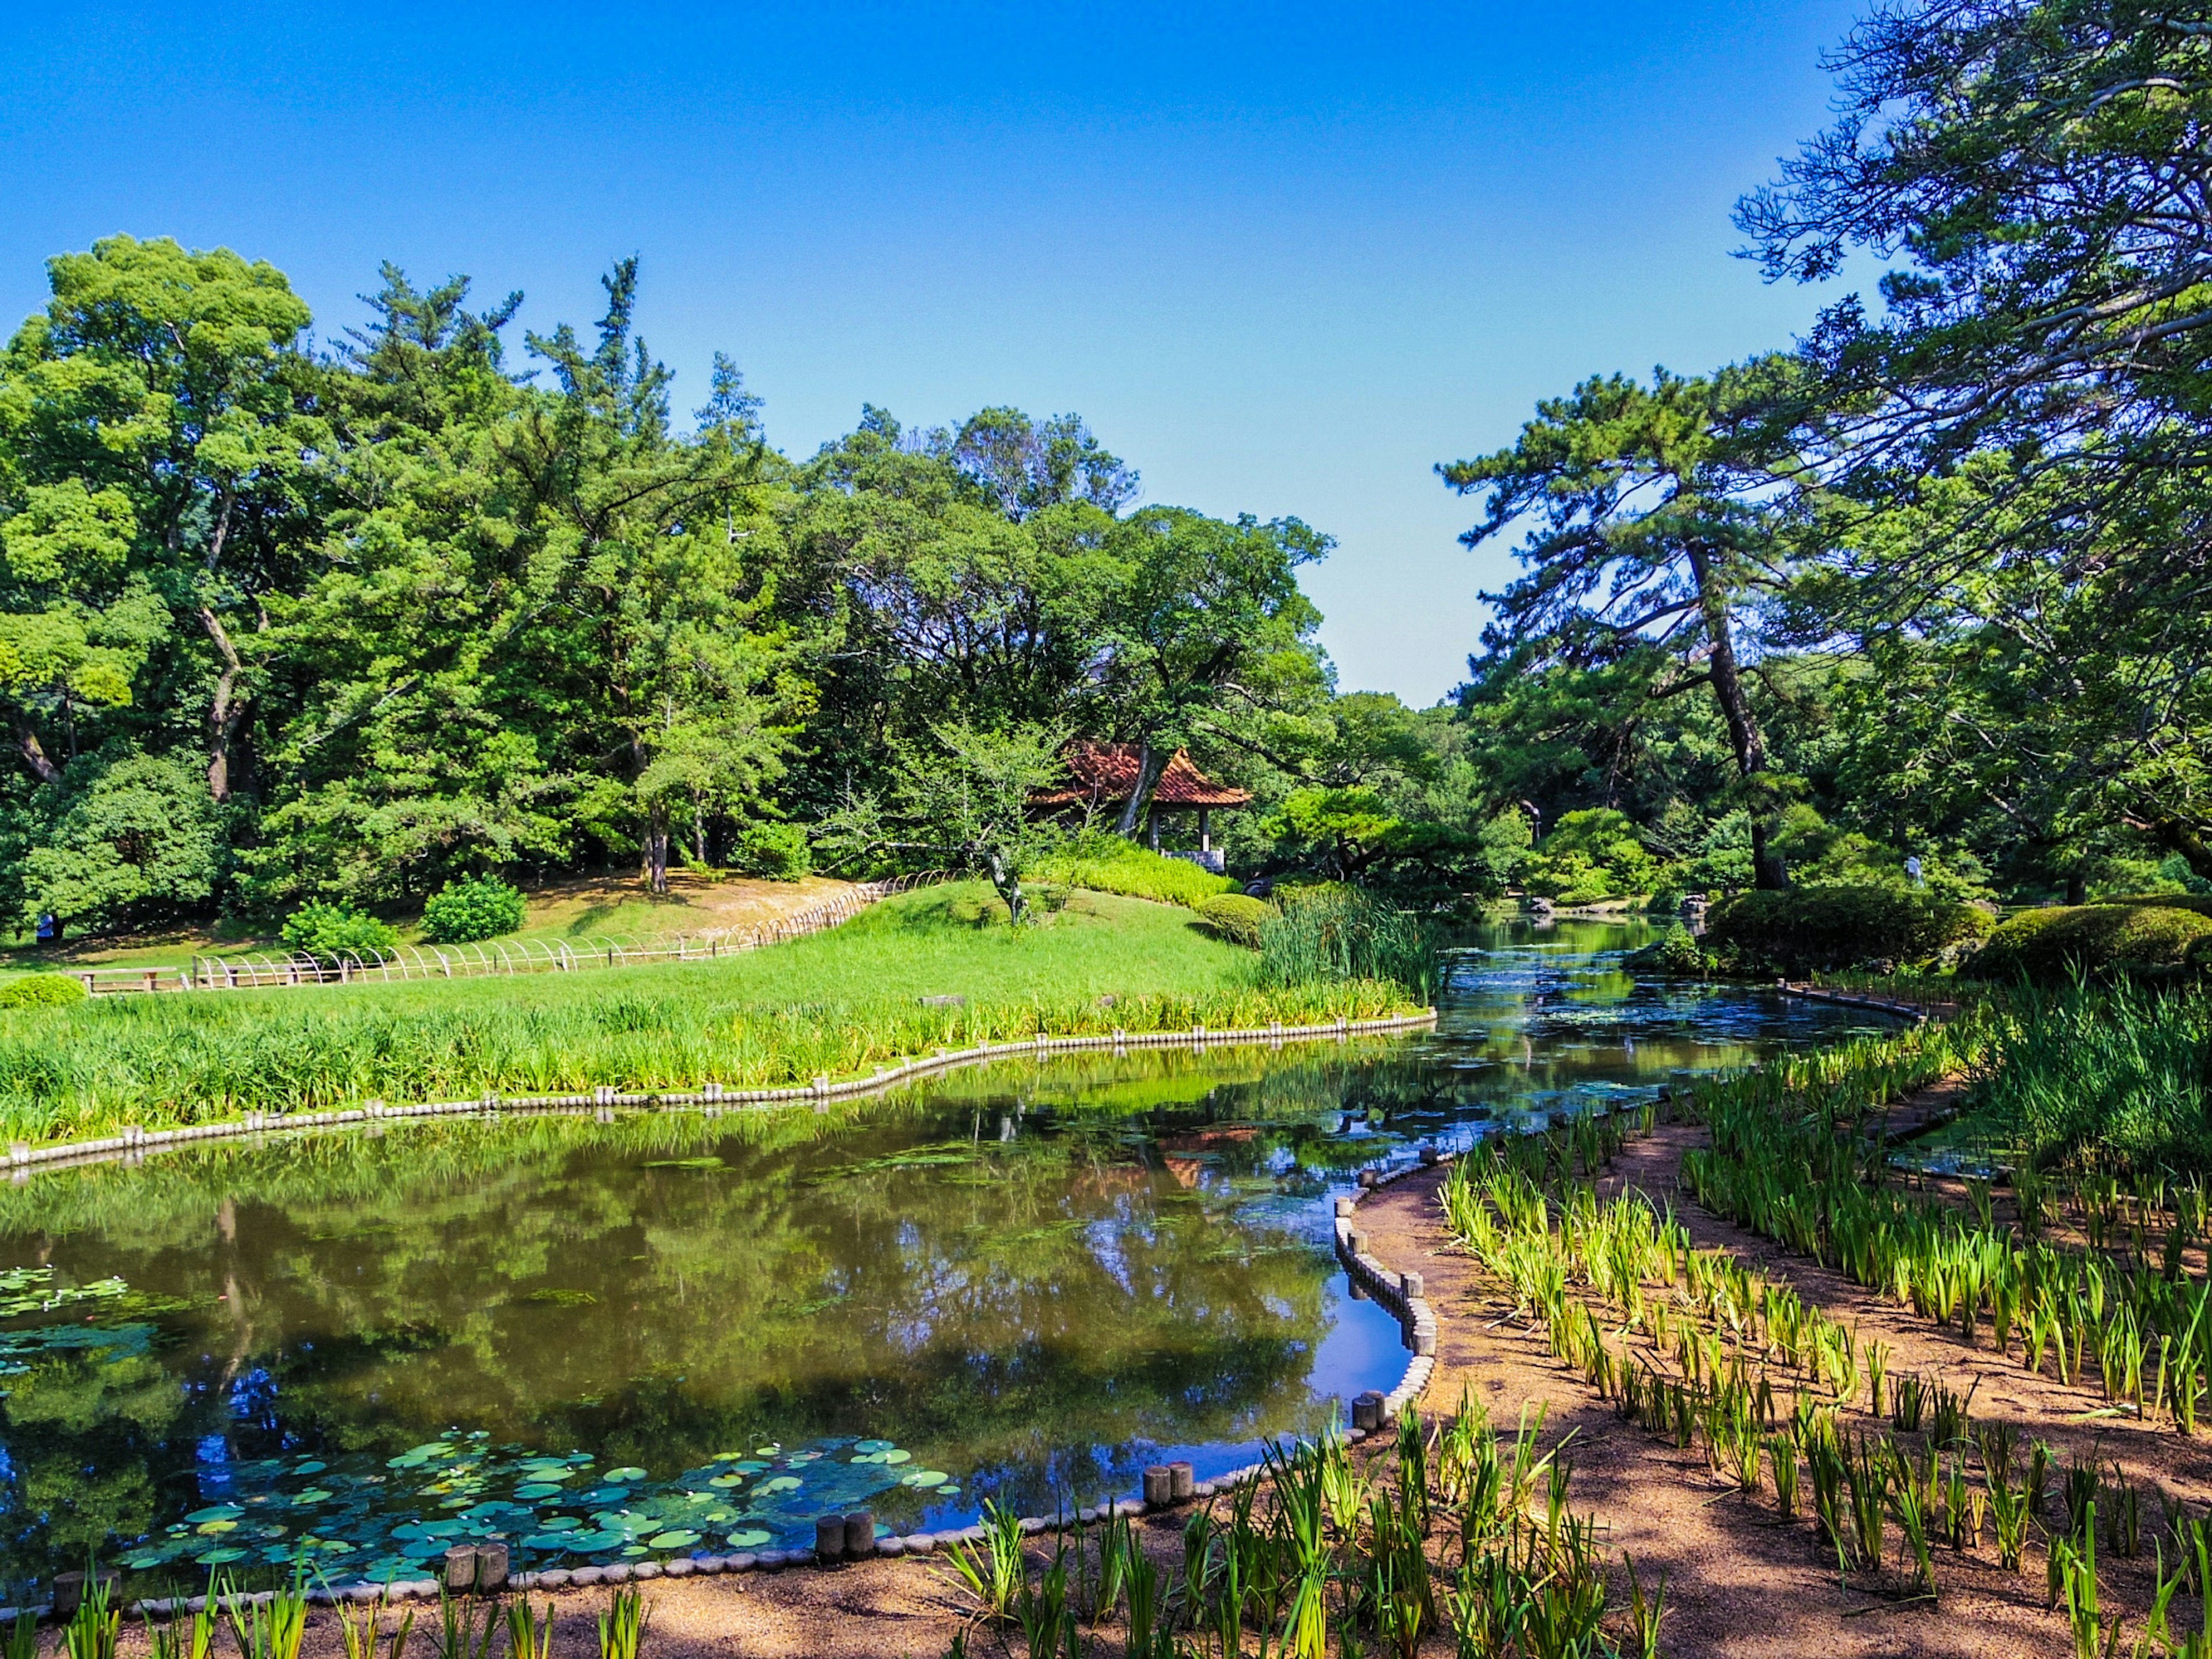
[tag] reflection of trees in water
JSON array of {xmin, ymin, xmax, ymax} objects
[{"xmin": 0, "ymin": 1084, "xmax": 1346, "ymax": 1571}]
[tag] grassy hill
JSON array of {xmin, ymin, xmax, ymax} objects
[{"xmin": 0, "ymin": 883, "xmax": 1419, "ymax": 1146}]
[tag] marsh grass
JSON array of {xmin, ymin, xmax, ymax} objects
[{"xmin": 0, "ymin": 885, "xmax": 1418, "ymax": 1145}]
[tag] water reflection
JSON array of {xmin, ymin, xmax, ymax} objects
[{"xmin": 0, "ymin": 917, "xmax": 1885, "ymax": 1592}]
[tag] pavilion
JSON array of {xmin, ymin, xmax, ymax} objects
[{"xmin": 1030, "ymin": 740, "xmax": 1251, "ymax": 872}]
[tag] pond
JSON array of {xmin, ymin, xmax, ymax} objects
[{"xmin": 0, "ymin": 919, "xmax": 1887, "ymax": 1598}]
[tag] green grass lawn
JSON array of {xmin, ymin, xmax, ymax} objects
[{"xmin": 0, "ymin": 884, "xmax": 1419, "ymax": 1144}]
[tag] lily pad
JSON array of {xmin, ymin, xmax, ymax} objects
[
  {"xmin": 724, "ymin": 1528, "xmax": 771, "ymax": 1549},
  {"xmin": 646, "ymin": 1530, "xmax": 700, "ymax": 1550},
  {"xmin": 605, "ymin": 1466, "xmax": 648, "ymax": 1482}
]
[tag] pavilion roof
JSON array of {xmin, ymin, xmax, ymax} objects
[{"xmin": 1030, "ymin": 741, "xmax": 1252, "ymax": 810}]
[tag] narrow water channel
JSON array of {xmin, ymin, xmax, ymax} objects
[{"xmin": 0, "ymin": 919, "xmax": 1884, "ymax": 1596}]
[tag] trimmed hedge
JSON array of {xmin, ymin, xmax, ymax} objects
[
  {"xmin": 0, "ymin": 975, "xmax": 88, "ymax": 1010},
  {"xmin": 1705, "ymin": 885, "xmax": 1990, "ymax": 975},
  {"xmin": 1196, "ymin": 893, "xmax": 1274, "ymax": 949},
  {"xmin": 1971, "ymin": 902, "xmax": 2212, "ymax": 982}
]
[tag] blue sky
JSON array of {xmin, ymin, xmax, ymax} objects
[{"xmin": 1, "ymin": 2, "xmax": 1865, "ymax": 706}]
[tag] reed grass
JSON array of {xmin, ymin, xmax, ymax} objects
[{"xmin": 0, "ymin": 884, "xmax": 1421, "ymax": 1146}]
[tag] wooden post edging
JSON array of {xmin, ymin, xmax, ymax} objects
[{"xmin": 1334, "ymin": 1157, "xmax": 1444, "ymax": 1425}]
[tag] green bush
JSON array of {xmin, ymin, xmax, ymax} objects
[
  {"xmin": 1972, "ymin": 902, "xmax": 2212, "ymax": 983},
  {"xmin": 281, "ymin": 901, "xmax": 400, "ymax": 963},
  {"xmin": 419, "ymin": 877, "xmax": 527, "ymax": 945},
  {"xmin": 1704, "ymin": 884, "xmax": 1990, "ymax": 975},
  {"xmin": 1622, "ymin": 924, "xmax": 1709, "ymax": 978},
  {"xmin": 1196, "ymin": 893, "xmax": 1274, "ymax": 949},
  {"xmin": 1033, "ymin": 834, "xmax": 1238, "ymax": 910},
  {"xmin": 730, "ymin": 821, "xmax": 810, "ymax": 881},
  {"xmin": 0, "ymin": 975, "xmax": 87, "ymax": 1010}
]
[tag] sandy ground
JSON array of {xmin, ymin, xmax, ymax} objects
[{"xmin": 75, "ymin": 1103, "xmax": 2212, "ymax": 1659}]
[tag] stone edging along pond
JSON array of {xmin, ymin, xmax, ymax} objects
[{"xmin": 9, "ymin": 1007, "xmax": 1443, "ymax": 1619}]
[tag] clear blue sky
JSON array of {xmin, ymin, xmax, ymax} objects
[{"xmin": 1, "ymin": 2, "xmax": 1863, "ymax": 706}]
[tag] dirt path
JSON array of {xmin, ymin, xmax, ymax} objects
[{"xmin": 1357, "ymin": 1116, "xmax": 2212, "ymax": 1657}]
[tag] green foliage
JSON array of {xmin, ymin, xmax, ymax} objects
[
  {"xmin": 1522, "ymin": 808, "xmax": 1662, "ymax": 903},
  {"xmin": 0, "ymin": 975, "xmax": 86, "ymax": 1009},
  {"xmin": 1196, "ymin": 893, "xmax": 1273, "ymax": 949},
  {"xmin": 1255, "ymin": 885, "xmax": 1443, "ymax": 1002},
  {"xmin": 1033, "ymin": 834, "xmax": 1237, "ymax": 909},
  {"xmin": 1974, "ymin": 983, "xmax": 2212, "ymax": 1175},
  {"xmin": 280, "ymin": 902, "xmax": 399, "ymax": 961},
  {"xmin": 726, "ymin": 820, "xmax": 809, "ymax": 881},
  {"xmin": 1620, "ymin": 925, "xmax": 1709, "ymax": 978},
  {"xmin": 15, "ymin": 752, "xmax": 225, "ymax": 933},
  {"xmin": 419, "ymin": 877, "xmax": 527, "ymax": 945},
  {"xmin": 0, "ymin": 884, "xmax": 1415, "ymax": 1143},
  {"xmin": 1973, "ymin": 903, "xmax": 2212, "ymax": 983},
  {"xmin": 1704, "ymin": 885, "xmax": 1990, "ymax": 974},
  {"xmin": 816, "ymin": 722, "xmax": 1069, "ymax": 922}
]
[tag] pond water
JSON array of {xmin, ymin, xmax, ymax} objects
[{"xmin": 0, "ymin": 919, "xmax": 1888, "ymax": 1597}]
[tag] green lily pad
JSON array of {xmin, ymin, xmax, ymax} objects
[
  {"xmin": 646, "ymin": 1530, "xmax": 700, "ymax": 1550},
  {"xmin": 759, "ymin": 1476, "xmax": 801, "ymax": 1495},
  {"xmin": 186, "ymin": 1505, "xmax": 243, "ymax": 1524},
  {"xmin": 516, "ymin": 1483, "xmax": 562, "ymax": 1500},
  {"xmin": 294, "ymin": 1489, "xmax": 334, "ymax": 1505},
  {"xmin": 194, "ymin": 1547, "xmax": 246, "ymax": 1564},
  {"xmin": 605, "ymin": 1466, "xmax": 648, "ymax": 1482},
  {"xmin": 854, "ymin": 1440, "xmax": 895, "ymax": 1454},
  {"xmin": 724, "ymin": 1529, "xmax": 770, "ymax": 1549}
]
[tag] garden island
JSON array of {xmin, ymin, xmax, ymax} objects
[{"xmin": 6, "ymin": 2, "xmax": 2212, "ymax": 1656}]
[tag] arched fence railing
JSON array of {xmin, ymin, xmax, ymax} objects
[{"xmin": 166, "ymin": 870, "xmax": 949, "ymax": 994}]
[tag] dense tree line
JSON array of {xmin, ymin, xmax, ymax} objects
[
  {"xmin": 0, "ymin": 239, "xmax": 1524, "ymax": 934},
  {"xmin": 1443, "ymin": 0, "xmax": 2212, "ymax": 910},
  {"xmin": 10, "ymin": 0, "xmax": 2208, "ymax": 937}
]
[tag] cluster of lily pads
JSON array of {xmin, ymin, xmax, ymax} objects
[{"xmin": 113, "ymin": 1431, "xmax": 963, "ymax": 1584}]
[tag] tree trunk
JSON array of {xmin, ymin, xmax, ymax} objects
[
  {"xmin": 1685, "ymin": 541, "xmax": 1786, "ymax": 889},
  {"xmin": 645, "ymin": 804, "xmax": 670, "ymax": 893},
  {"xmin": 200, "ymin": 604, "xmax": 248, "ymax": 804},
  {"xmin": 987, "ymin": 849, "xmax": 1026, "ymax": 923},
  {"xmin": 1113, "ymin": 737, "xmax": 1169, "ymax": 838},
  {"xmin": 14, "ymin": 726, "xmax": 59, "ymax": 786}
]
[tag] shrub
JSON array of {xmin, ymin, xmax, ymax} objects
[
  {"xmin": 0, "ymin": 975, "xmax": 87, "ymax": 1010},
  {"xmin": 1972, "ymin": 902, "xmax": 2212, "ymax": 983},
  {"xmin": 281, "ymin": 901, "xmax": 400, "ymax": 963},
  {"xmin": 1196, "ymin": 893, "xmax": 1274, "ymax": 949},
  {"xmin": 1622, "ymin": 924, "xmax": 1710, "ymax": 978},
  {"xmin": 1033, "ymin": 834, "xmax": 1238, "ymax": 910},
  {"xmin": 1704, "ymin": 885, "xmax": 1991, "ymax": 975},
  {"xmin": 729, "ymin": 821, "xmax": 810, "ymax": 881},
  {"xmin": 1256, "ymin": 885, "xmax": 1444, "ymax": 1001},
  {"xmin": 419, "ymin": 877, "xmax": 527, "ymax": 945}
]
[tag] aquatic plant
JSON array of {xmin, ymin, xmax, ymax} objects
[
  {"xmin": 596, "ymin": 1589, "xmax": 649, "ymax": 1659},
  {"xmin": 221, "ymin": 1575, "xmax": 306, "ymax": 1659},
  {"xmin": 62, "ymin": 1573, "xmax": 119, "ymax": 1659}
]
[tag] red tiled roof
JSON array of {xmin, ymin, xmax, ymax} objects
[{"xmin": 1031, "ymin": 741, "xmax": 1252, "ymax": 810}]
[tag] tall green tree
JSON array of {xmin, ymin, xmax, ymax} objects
[
  {"xmin": 1095, "ymin": 507, "xmax": 1330, "ymax": 834},
  {"xmin": 1443, "ymin": 364, "xmax": 1809, "ymax": 888}
]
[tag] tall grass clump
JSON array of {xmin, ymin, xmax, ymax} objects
[
  {"xmin": 1974, "ymin": 980, "xmax": 2212, "ymax": 1176},
  {"xmin": 1255, "ymin": 886, "xmax": 1445, "ymax": 1002}
]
